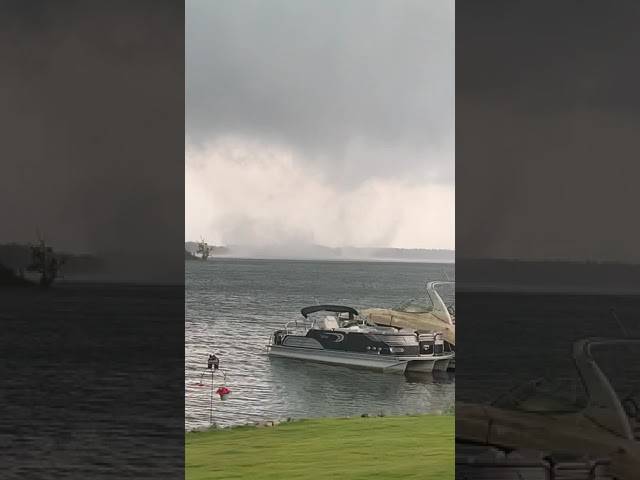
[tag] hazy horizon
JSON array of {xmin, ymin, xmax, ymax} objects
[
  {"xmin": 184, "ymin": 239, "xmax": 454, "ymax": 250},
  {"xmin": 184, "ymin": 240, "xmax": 454, "ymax": 264}
]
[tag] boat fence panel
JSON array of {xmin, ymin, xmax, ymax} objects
[{"xmin": 455, "ymin": 445, "xmax": 612, "ymax": 480}]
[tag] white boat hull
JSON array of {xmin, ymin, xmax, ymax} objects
[{"xmin": 267, "ymin": 345, "xmax": 453, "ymax": 374}]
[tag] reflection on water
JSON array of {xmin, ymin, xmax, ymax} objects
[{"xmin": 185, "ymin": 258, "xmax": 455, "ymax": 429}]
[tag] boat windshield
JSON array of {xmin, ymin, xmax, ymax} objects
[
  {"xmin": 492, "ymin": 341, "xmax": 640, "ymax": 424},
  {"xmin": 394, "ymin": 282, "xmax": 455, "ymax": 314},
  {"xmin": 592, "ymin": 344, "xmax": 640, "ymax": 436},
  {"xmin": 395, "ymin": 299, "xmax": 431, "ymax": 313},
  {"xmin": 491, "ymin": 377, "xmax": 588, "ymax": 413}
]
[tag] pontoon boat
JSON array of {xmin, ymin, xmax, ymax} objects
[{"xmin": 267, "ymin": 305, "xmax": 453, "ymax": 374}]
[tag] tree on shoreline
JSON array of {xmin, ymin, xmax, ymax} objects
[{"xmin": 196, "ymin": 236, "xmax": 213, "ymax": 260}]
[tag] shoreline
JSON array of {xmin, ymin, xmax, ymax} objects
[
  {"xmin": 186, "ymin": 255, "xmax": 455, "ymax": 265},
  {"xmin": 185, "ymin": 406, "xmax": 455, "ymax": 433}
]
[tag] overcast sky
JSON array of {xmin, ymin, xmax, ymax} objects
[
  {"xmin": 185, "ymin": 0, "xmax": 454, "ymax": 250},
  {"xmin": 456, "ymin": 2, "xmax": 640, "ymax": 263}
]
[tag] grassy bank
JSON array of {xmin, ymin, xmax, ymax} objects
[{"xmin": 186, "ymin": 414, "xmax": 454, "ymax": 480}]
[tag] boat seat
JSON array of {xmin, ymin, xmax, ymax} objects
[
  {"xmin": 323, "ymin": 316, "xmax": 340, "ymax": 330},
  {"xmin": 314, "ymin": 316, "xmax": 340, "ymax": 330},
  {"xmin": 335, "ymin": 325, "xmax": 362, "ymax": 332}
]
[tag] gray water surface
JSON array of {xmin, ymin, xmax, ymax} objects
[
  {"xmin": 185, "ymin": 258, "xmax": 455, "ymax": 429},
  {"xmin": 1, "ymin": 283, "xmax": 184, "ymax": 479}
]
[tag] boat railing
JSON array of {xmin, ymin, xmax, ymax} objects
[{"xmin": 284, "ymin": 319, "xmax": 309, "ymax": 335}]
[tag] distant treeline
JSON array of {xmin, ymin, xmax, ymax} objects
[
  {"xmin": 61, "ymin": 253, "xmax": 108, "ymax": 274},
  {"xmin": 184, "ymin": 242, "xmax": 230, "ymax": 256},
  {"xmin": 0, "ymin": 263, "xmax": 31, "ymax": 286},
  {"xmin": 366, "ymin": 248, "xmax": 454, "ymax": 261},
  {"xmin": 185, "ymin": 250, "xmax": 200, "ymax": 260},
  {"xmin": 457, "ymin": 258, "xmax": 640, "ymax": 291},
  {"xmin": 184, "ymin": 241, "xmax": 454, "ymax": 261},
  {"xmin": 0, "ymin": 244, "xmax": 107, "ymax": 283}
]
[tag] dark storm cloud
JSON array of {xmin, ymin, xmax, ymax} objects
[
  {"xmin": 0, "ymin": 0, "xmax": 184, "ymax": 282},
  {"xmin": 186, "ymin": 0, "xmax": 454, "ymax": 185},
  {"xmin": 458, "ymin": 2, "xmax": 640, "ymax": 112},
  {"xmin": 456, "ymin": 1, "xmax": 640, "ymax": 262}
]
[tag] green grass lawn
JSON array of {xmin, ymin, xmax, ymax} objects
[{"xmin": 186, "ymin": 415, "xmax": 454, "ymax": 480}]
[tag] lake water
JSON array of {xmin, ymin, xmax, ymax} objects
[
  {"xmin": 455, "ymin": 291, "xmax": 640, "ymax": 405},
  {"xmin": 185, "ymin": 258, "xmax": 455, "ymax": 430},
  {"xmin": 0, "ymin": 283, "xmax": 184, "ymax": 479}
]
